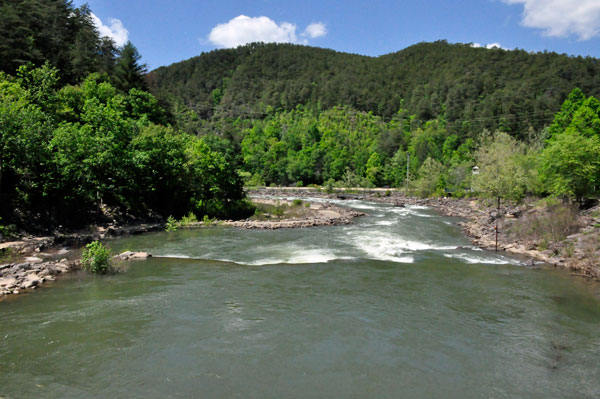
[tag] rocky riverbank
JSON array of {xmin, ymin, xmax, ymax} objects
[
  {"xmin": 0, "ymin": 257, "xmax": 79, "ymax": 298},
  {"xmin": 0, "ymin": 223, "xmax": 163, "ymax": 299},
  {"xmin": 251, "ymin": 188, "xmax": 600, "ymax": 281},
  {"xmin": 368, "ymin": 193, "xmax": 600, "ymax": 281},
  {"xmin": 2, "ymin": 188, "xmax": 598, "ymax": 299},
  {"xmin": 198, "ymin": 197, "xmax": 364, "ymax": 229}
]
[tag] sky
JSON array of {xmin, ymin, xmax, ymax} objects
[{"xmin": 73, "ymin": 0, "xmax": 600, "ymax": 70}]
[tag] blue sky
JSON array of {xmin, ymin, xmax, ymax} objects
[{"xmin": 74, "ymin": 0, "xmax": 600, "ymax": 70}]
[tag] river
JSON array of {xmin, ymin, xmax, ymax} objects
[{"xmin": 1, "ymin": 199, "xmax": 599, "ymax": 398}]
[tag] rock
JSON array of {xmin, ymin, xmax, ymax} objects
[
  {"xmin": 115, "ymin": 251, "xmax": 151, "ymax": 260},
  {"xmin": 0, "ymin": 277, "xmax": 17, "ymax": 288},
  {"xmin": 24, "ymin": 256, "xmax": 43, "ymax": 263}
]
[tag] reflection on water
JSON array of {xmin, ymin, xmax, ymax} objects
[{"xmin": 1, "ymin": 199, "xmax": 599, "ymax": 398}]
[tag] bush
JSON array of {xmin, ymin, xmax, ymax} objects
[
  {"xmin": 292, "ymin": 199, "xmax": 303, "ymax": 206},
  {"xmin": 506, "ymin": 202, "xmax": 580, "ymax": 249},
  {"xmin": 82, "ymin": 241, "xmax": 111, "ymax": 274},
  {"xmin": 0, "ymin": 218, "xmax": 18, "ymax": 239},
  {"xmin": 180, "ymin": 212, "xmax": 198, "ymax": 226},
  {"xmin": 165, "ymin": 215, "xmax": 179, "ymax": 231}
]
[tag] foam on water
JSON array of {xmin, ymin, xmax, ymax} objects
[
  {"xmin": 245, "ymin": 248, "xmax": 342, "ymax": 266},
  {"xmin": 343, "ymin": 201, "xmax": 381, "ymax": 211},
  {"xmin": 407, "ymin": 205, "xmax": 430, "ymax": 210},
  {"xmin": 443, "ymin": 252, "xmax": 522, "ymax": 265}
]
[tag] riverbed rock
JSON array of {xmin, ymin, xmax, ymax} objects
[
  {"xmin": 115, "ymin": 251, "xmax": 152, "ymax": 260},
  {"xmin": 0, "ymin": 259, "xmax": 79, "ymax": 299}
]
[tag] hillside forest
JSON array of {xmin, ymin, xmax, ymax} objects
[{"xmin": 1, "ymin": 0, "xmax": 600, "ymax": 232}]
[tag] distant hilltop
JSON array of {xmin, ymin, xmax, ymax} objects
[{"xmin": 148, "ymin": 40, "xmax": 600, "ymax": 137}]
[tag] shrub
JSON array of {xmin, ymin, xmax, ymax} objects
[
  {"xmin": 0, "ymin": 219, "xmax": 18, "ymax": 239},
  {"xmin": 292, "ymin": 199, "xmax": 303, "ymax": 206},
  {"xmin": 180, "ymin": 212, "xmax": 198, "ymax": 226},
  {"xmin": 165, "ymin": 215, "xmax": 179, "ymax": 231},
  {"xmin": 272, "ymin": 205, "xmax": 285, "ymax": 217},
  {"xmin": 506, "ymin": 202, "xmax": 580, "ymax": 250},
  {"xmin": 82, "ymin": 241, "xmax": 111, "ymax": 274}
]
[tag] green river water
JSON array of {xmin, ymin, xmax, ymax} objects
[{"xmin": 1, "ymin": 198, "xmax": 599, "ymax": 398}]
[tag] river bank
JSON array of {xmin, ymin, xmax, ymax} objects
[
  {"xmin": 0, "ymin": 199, "xmax": 364, "ymax": 299},
  {"xmin": 0, "ymin": 223, "xmax": 163, "ymax": 299},
  {"xmin": 249, "ymin": 188, "xmax": 600, "ymax": 281},
  {"xmin": 2, "ymin": 188, "xmax": 598, "ymax": 299},
  {"xmin": 221, "ymin": 197, "xmax": 365, "ymax": 229}
]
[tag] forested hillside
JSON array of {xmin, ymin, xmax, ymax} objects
[
  {"xmin": 0, "ymin": 0, "xmax": 251, "ymax": 232},
  {"xmin": 148, "ymin": 42, "xmax": 600, "ymax": 198},
  {"xmin": 149, "ymin": 41, "xmax": 600, "ymax": 138}
]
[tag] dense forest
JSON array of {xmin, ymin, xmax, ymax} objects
[
  {"xmin": 149, "ymin": 41, "xmax": 600, "ymax": 138},
  {"xmin": 149, "ymin": 42, "xmax": 600, "ymax": 200},
  {"xmin": 1, "ymin": 0, "xmax": 599, "ymax": 234},
  {"xmin": 0, "ymin": 0, "xmax": 250, "ymax": 231}
]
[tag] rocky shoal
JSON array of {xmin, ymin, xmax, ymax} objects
[{"xmin": 0, "ymin": 258, "xmax": 79, "ymax": 298}]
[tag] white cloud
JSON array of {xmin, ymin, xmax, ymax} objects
[
  {"xmin": 207, "ymin": 16, "xmax": 327, "ymax": 48},
  {"xmin": 208, "ymin": 15, "xmax": 297, "ymax": 48},
  {"xmin": 503, "ymin": 0, "xmax": 600, "ymax": 40},
  {"xmin": 471, "ymin": 42, "xmax": 506, "ymax": 49},
  {"xmin": 91, "ymin": 13, "xmax": 129, "ymax": 47},
  {"xmin": 303, "ymin": 22, "xmax": 327, "ymax": 39}
]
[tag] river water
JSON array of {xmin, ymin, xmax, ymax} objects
[{"xmin": 1, "ymin": 199, "xmax": 599, "ymax": 398}]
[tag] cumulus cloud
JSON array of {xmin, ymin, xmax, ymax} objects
[
  {"xmin": 303, "ymin": 22, "xmax": 327, "ymax": 38},
  {"xmin": 503, "ymin": 0, "xmax": 600, "ymax": 40},
  {"xmin": 207, "ymin": 16, "xmax": 327, "ymax": 48},
  {"xmin": 471, "ymin": 42, "xmax": 506, "ymax": 49},
  {"xmin": 91, "ymin": 13, "xmax": 128, "ymax": 46},
  {"xmin": 208, "ymin": 15, "xmax": 297, "ymax": 48}
]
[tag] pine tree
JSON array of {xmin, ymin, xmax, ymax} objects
[{"xmin": 113, "ymin": 41, "xmax": 147, "ymax": 93}]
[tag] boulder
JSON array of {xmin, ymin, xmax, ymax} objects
[{"xmin": 115, "ymin": 251, "xmax": 151, "ymax": 260}]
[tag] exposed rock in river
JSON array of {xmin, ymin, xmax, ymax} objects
[{"xmin": 0, "ymin": 259, "xmax": 79, "ymax": 298}]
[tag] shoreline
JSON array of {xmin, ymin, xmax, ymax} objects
[
  {"xmin": 0, "ymin": 223, "xmax": 163, "ymax": 300},
  {"xmin": 249, "ymin": 188, "xmax": 599, "ymax": 281},
  {"xmin": 0, "ymin": 199, "xmax": 364, "ymax": 299},
  {"xmin": 2, "ymin": 188, "xmax": 599, "ymax": 299}
]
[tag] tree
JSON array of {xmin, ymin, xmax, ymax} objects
[
  {"xmin": 539, "ymin": 131, "xmax": 600, "ymax": 202},
  {"xmin": 113, "ymin": 41, "xmax": 148, "ymax": 93},
  {"xmin": 414, "ymin": 157, "xmax": 445, "ymax": 197},
  {"xmin": 472, "ymin": 131, "xmax": 533, "ymax": 201}
]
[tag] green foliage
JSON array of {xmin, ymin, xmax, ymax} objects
[
  {"xmin": 180, "ymin": 212, "xmax": 198, "ymax": 226},
  {"xmin": 414, "ymin": 157, "xmax": 445, "ymax": 197},
  {"xmin": 150, "ymin": 41, "xmax": 600, "ymax": 139},
  {"xmin": 165, "ymin": 216, "xmax": 179, "ymax": 232},
  {"xmin": 113, "ymin": 42, "xmax": 148, "ymax": 93},
  {"xmin": 472, "ymin": 131, "xmax": 537, "ymax": 201},
  {"xmin": 81, "ymin": 241, "xmax": 111, "ymax": 274},
  {"xmin": 292, "ymin": 199, "xmax": 304, "ymax": 206},
  {"xmin": 539, "ymin": 88, "xmax": 600, "ymax": 202},
  {"xmin": 0, "ymin": 222, "xmax": 18, "ymax": 239},
  {"xmin": 539, "ymin": 131, "xmax": 600, "ymax": 202},
  {"xmin": 0, "ymin": 65, "xmax": 249, "ymax": 228}
]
